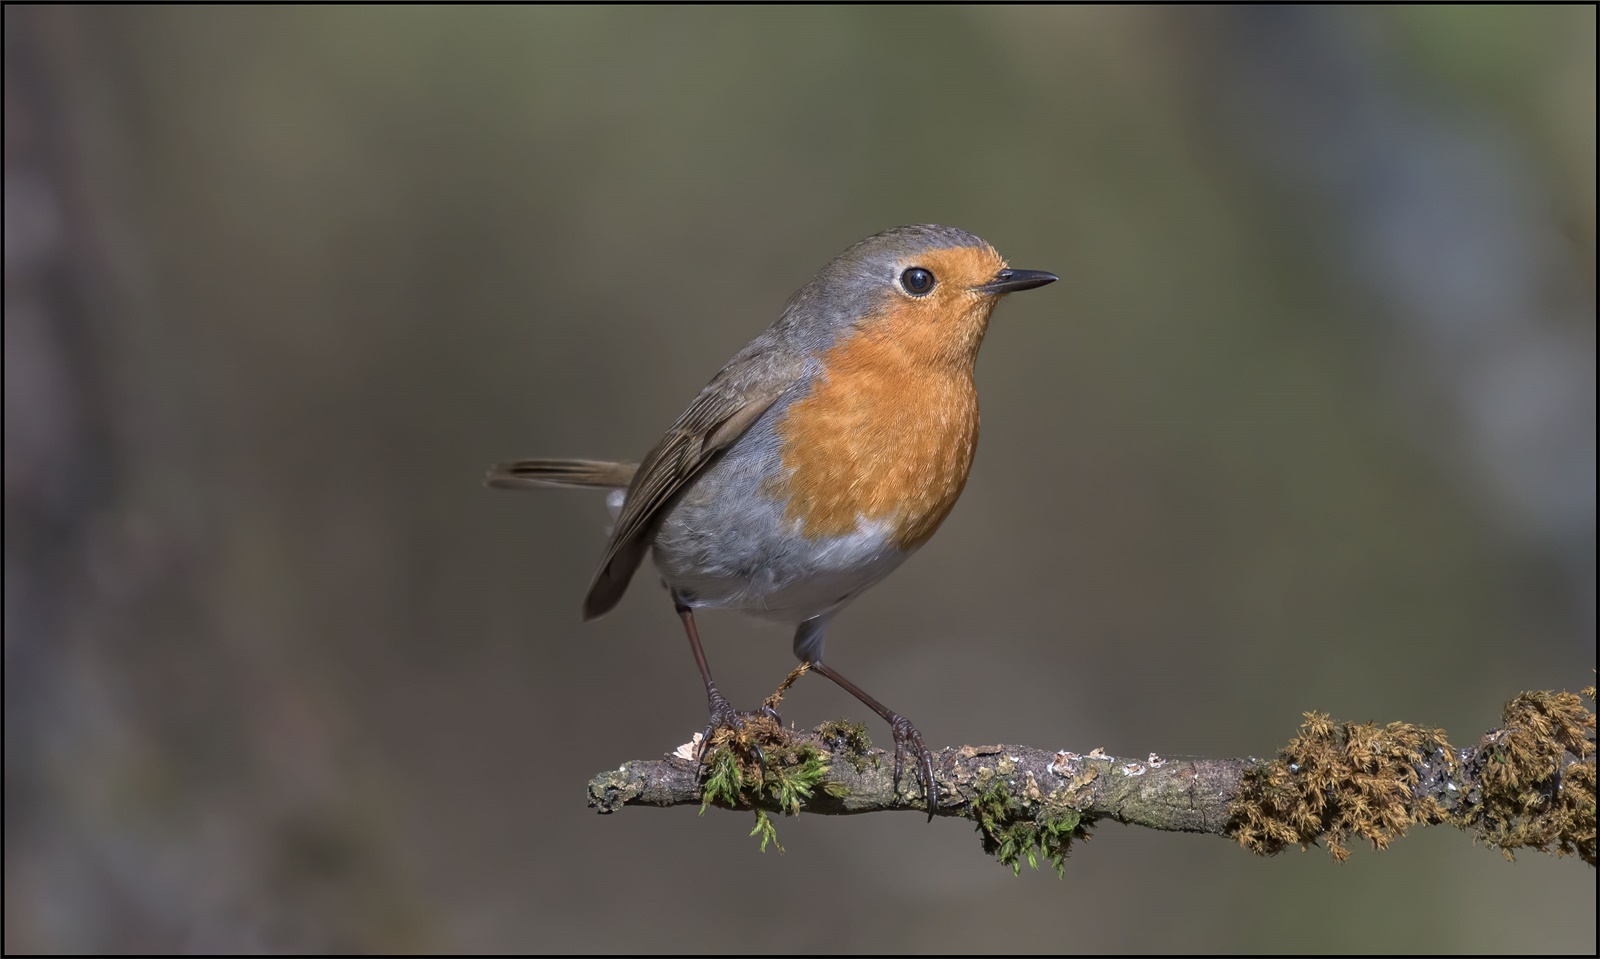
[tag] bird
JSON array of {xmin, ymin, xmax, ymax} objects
[{"xmin": 487, "ymin": 224, "xmax": 1057, "ymax": 818}]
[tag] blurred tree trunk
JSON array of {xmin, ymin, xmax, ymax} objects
[{"xmin": 3, "ymin": 8, "xmax": 421, "ymax": 952}]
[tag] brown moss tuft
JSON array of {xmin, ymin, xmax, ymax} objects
[
  {"xmin": 702, "ymin": 663, "xmax": 814, "ymax": 782},
  {"xmin": 1462, "ymin": 687, "xmax": 1596, "ymax": 863},
  {"xmin": 1228, "ymin": 712, "xmax": 1454, "ymax": 861},
  {"xmin": 1232, "ymin": 686, "xmax": 1596, "ymax": 865},
  {"xmin": 762, "ymin": 663, "xmax": 810, "ymax": 715}
]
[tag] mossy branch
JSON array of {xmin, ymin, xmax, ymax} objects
[{"xmin": 587, "ymin": 681, "xmax": 1596, "ymax": 872}]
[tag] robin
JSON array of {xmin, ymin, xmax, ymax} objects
[{"xmin": 488, "ymin": 224, "xmax": 1056, "ymax": 817}]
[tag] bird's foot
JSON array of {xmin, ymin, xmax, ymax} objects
[
  {"xmin": 889, "ymin": 714, "xmax": 938, "ymax": 820},
  {"xmin": 698, "ymin": 690, "xmax": 770, "ymax": 773}
]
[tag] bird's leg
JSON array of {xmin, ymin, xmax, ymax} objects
[
  {"xmin": 807, "ymin": 660, "xmax": 938, "ymax": 820},
  {"xmin": 674, "ymin": 596, "xmax": 764, "ymax": 770}
]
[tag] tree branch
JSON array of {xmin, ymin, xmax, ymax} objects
[{"xmin": 588, "ymin": 684, "xmax": 1595, "ymax": 870}]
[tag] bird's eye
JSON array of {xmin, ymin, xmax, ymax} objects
[{"xmin": 901, "ymin": 267, "xmax": 936, "ymax": 296}]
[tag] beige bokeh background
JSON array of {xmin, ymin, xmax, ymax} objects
[{"xmin": 5, "ymin": 6, "xmax": 1594, "ymax": 953}]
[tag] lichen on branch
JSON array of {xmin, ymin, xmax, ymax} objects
[{"xmin": 586, "ymin": 681, "xmax": 1596, "ymax": 872}]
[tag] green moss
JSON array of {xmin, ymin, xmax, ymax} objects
[
  {"xmin": 750, "ymin": 808, "xmax": 781, "ymax": 853},
  {"xmin": 765, "ymin": 740, "xmax": 829, "ymax": 816},
  {"xmin": 697, "ymin": 719, "xmax": 845, "ymax": 852},
  {"xmin": 699, "ymin": 749, "xmax": 746, "ymax": 815},
  {"xmin": 970, "ymin": 777, "xmax": 1089, "ymax": 877},
  {"xmin": 818, "ymin": 719, "xmax": 876, "ymax": 771}
]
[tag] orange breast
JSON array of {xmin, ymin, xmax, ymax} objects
[{"xmin": 770, "ymin": 317, "xmax": 982, "ymax": 550}]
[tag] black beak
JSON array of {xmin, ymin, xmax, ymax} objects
[{"xmin": 976, "ymin": 268, "xmax": 1059, "ymax": 295}]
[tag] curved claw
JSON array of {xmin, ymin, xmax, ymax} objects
[
  {"xmin": 889, "ymin": 715, "xmax": 937, "ymax": 820},
  {"xmin": 698, "ymin": 691, "xmax": 767, "ymax": 773}
]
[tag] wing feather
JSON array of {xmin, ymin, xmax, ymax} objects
[{"xmin": 581, "ymin": 350, "xmax": 800, "ymax": 619}]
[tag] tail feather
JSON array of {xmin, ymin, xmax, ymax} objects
[{"xmin": 485, "ymin": 458, "xmax": 637, "ymax": 491}]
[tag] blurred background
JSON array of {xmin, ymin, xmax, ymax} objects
[{"xmin": 5, "ymin": 5, "xmax": 1594, "ymax": 953}]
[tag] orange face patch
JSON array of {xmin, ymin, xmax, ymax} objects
[
  {"xmin": 769, "ymin": 243, "xmax": 1008, "ymax": 548},
  {"xmin": 875, "ymin": 244, "xmax": 1009, "ymax": 366}
]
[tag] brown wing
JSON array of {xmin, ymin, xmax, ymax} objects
[{"xmin": 581, "ymin": 355, "xmax": 797, "ymax": 620}]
